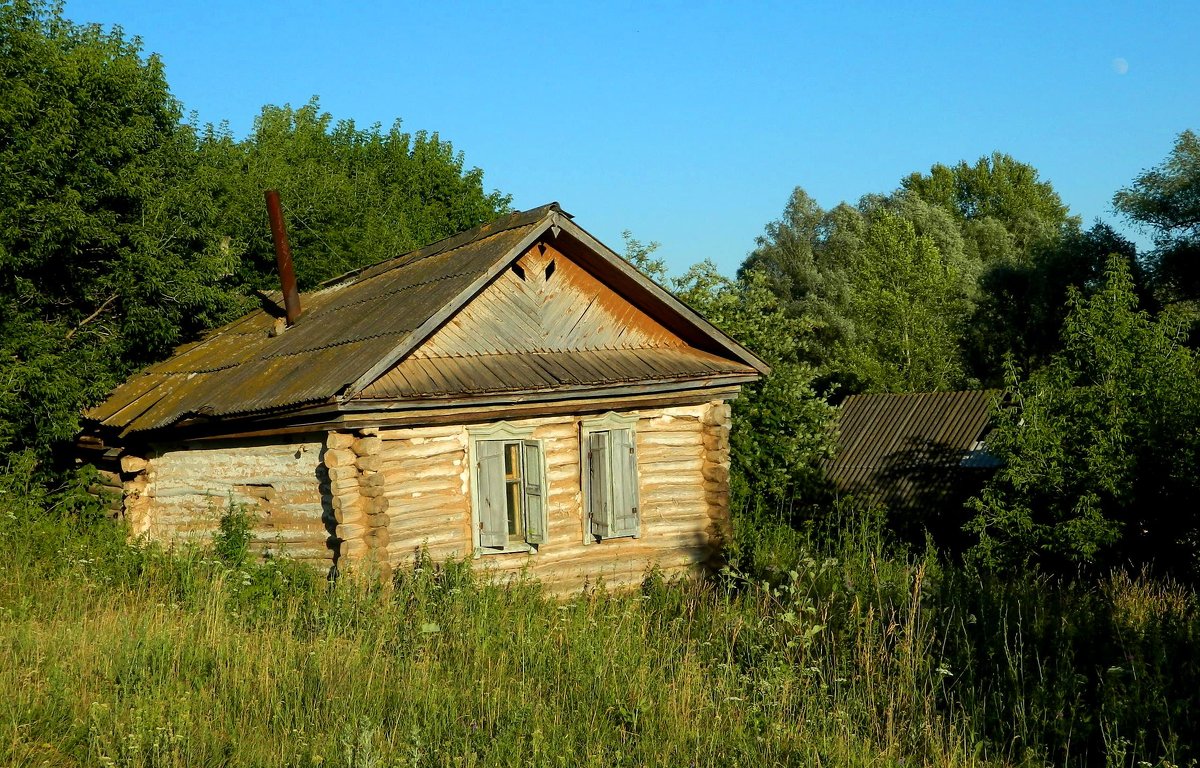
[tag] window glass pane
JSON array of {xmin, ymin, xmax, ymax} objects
[
  {"xmin": 506, "ymin": 481, "xmax": 523, "ymax": 536},
  {"xmin": 504, "ymin": 442, "xmax": 520, "ymax": 479}
]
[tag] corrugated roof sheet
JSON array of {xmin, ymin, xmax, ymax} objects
[
  {"xmin": 88, "ymin": 206, "xmax": 556, "ymax": 433},
  {"xmin": 825, "ymin": 390, "xmax": 1001, "ymax": 510}
]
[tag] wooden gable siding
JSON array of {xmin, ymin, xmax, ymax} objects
[
  {"xmin": 369, "ymin": 402, "xmax": 732, "ymax": 593},
  {"xmin": 359, "ymin": 241, "xmax": 755, "ymax": 400},
  {"xmin": 412, "ymin": 241, "xmax": 684, "ymax": 357}
]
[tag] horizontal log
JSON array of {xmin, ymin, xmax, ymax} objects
[
  {"xmin": 120, "ymin": 455, "xmax": 148, "ymax": 474},
  {"xmin": 390, "ymin": 541, "xmax": 464, "ymax": 565},
  {"xmin": 702, "ymin": 464, "xmax": 729, "ymax": 483},
  {"xmin": 366, "ymin": 527, "xmax": 390, "ymax": 548},
  {"xmin": 336, "ymin": 523, "xmax": 368, "ymax": 540},
  {"xmin": 352, "ymin": 436, "xmax": 381, "ymax": 456},
  {"xmin": 636, "ymin": 450, "xmax": 703, "ymax": 468},
  {"xmin": 388, "ymin": 529, "xmax": 465, "ymax": 554},
  {"xmin": 637, "ymin": 432, "xmax": 702, "ymax": 448},
  {"xmin": 386, "ymin": 491, "xmax": 470, "ymax": 513},
  {"xmin": 638, "ymin": 458, "xmax": 704, "ymax": 474},
  {"xmin": 339, "ymin": 538, "xmax": 371, "ymax": 558},
  {"xmin": 326, "ymin": 432, "xmax": 355, "ymax": 450},
  {"xmin": 378, "ymin": 424, "xmax": 464, "ymax": 439},
  {"xmin": 358, "ymin": 473, "xmax": 385, "ymax": 490},
  {"xmin": 641, "ymin": 502, "xmax": 708, "ymax": 520},
  {"xmin": 324, "ymin": 448, "xmax": 357, "ymax": 468},
  {"xmin": 370, "ymin": 496, "xmax": 390, "ymax": 514},
  {"xmin": 355, "ymin": 454, "xmax": 383, "ymax": 472},
  {"xmin": 334, "ymin": 506, "xmax": 366, "ymax": 525},
  {"xmin": 249, "ymin": 530, "xmax": 331, "ymax": 547},
  {"xmin": 330, "ymin": 495, "xmax": 362, "ymax": 513},
  {"xmin": 382, "ymin": 477, "xmax": 462, "ymax": 498},
  {"xmin": 389, "ymin": 514, "xmax": 469, "ymax": 537},
  {"xmin": 94, "ymin": 470, "xmax": 123, "ymax": 487},
  {"xmin": 326, "ymin": 465, "xmax": 357, "ymax": 481},
  {"xmin": 703, "ymin": 405, "xmax": 731, "ymax": 426},
  {"xmin": 639, "ymin": 474, "xmax": 705, "ymax": 489}
]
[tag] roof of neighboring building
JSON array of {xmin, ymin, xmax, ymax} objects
[
  {"xmin": 826, "ymin": 390, "xmax": 1001, "ymax": 509},
  {"xmin": 87, "ymin": 203, "xmax": 766, "ymax": 435}
]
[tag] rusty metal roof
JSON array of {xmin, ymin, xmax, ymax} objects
[
  {"xmin": 86, "ymin": 203, "xmax": 764, "ymax": 435},
  {"xmin": 825, "ymin": 390, "xmax": 1001, "ymax": 510}
]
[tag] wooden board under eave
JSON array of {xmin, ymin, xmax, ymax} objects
[{"xmin": 372, "ymin": 402, "xmax": 733, "ymax": 590}]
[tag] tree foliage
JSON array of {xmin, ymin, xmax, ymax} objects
[
  {"xmin": 968, "ymin": 258, "xmax": 1200, "ymax": 575},
  {"xmin": 0, "ymin": 0, "xmax": 245, "ymax": 457},
  {"xmin": 197, "ymin": 100, "xmax": 511, "ymax": 290},
  {"xmin": 833, "ymin": 207, "xmax": 971, "ymax": 392},
  {"xmin": 0, "ymin": 1, "xmax": 509, "ymax": 465},
  {"xmin": 1114, "ymin": 129, "xmax": 1200, "ymax": 306},
  {"xmin": 902, "ymin": 152, "xmax": 1080, "ymax": 260},
  {"xmin": 965, "ymin": 223, "xmax": 1152, "ymax": 378},
  {"xmin": 672, "ymin": 262, "xmax": 836, "ymax": 514},
  {"xmin": 741, "ymin": 187, "xmax": 974, "ymax": 394}
]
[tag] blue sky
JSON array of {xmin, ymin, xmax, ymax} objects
[{"xmin": 65, "ymin": 1, "xmax": 1200, "ymax": 275}]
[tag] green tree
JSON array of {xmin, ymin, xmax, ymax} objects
[
  {"xmin": 672, "ymin": 263, "xmax": 836, "ymax": 514},
  {"xmin": 1114, "ymin": 129, "xmax": 1200, "ymax": 306},
  {"xmin": 198, "ymin": 99, "xmax": 511, "ymax": 290},
  {"xmin": 965, "ymin": 223, "xmax": 1151, "ymax": 381},
  {"xmin": 0, "ymin": 0, "xmax": 245, "ymax": 458},
  {"xmin": 834, "ymin": 208, "xmax": 971, "ymax": 392},
  {"xmin": 0, "ymin": 3, "xmax": 510, "ymax": 466},
  {"xmin": 742, "ymin": 187, "xmax": 976, "ymax": 394},
  {"xmin": 967, "ymin": 257, "xmax": 1200, "ymax": 575},
  {"xmin": 902, "ymin": 152, "xmax": 1080, "ymax": 260}
]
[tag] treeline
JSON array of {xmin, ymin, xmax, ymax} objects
[
  {"xmin": 0, "ymin": 1, "xmax": 510, "ymax": 461},
  {"xmin": 724, "ymin": 140, "xmax": 1200, "ymax": 577},
  {"xmin": 3, "ymin": 0, "xmax": 1200, "ymax": 580}
]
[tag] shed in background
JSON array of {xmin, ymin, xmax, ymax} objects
[{"xmin": 825, "ymin": 390, "xmax": 1001, "ymax": 544}]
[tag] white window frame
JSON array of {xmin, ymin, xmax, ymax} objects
[
  {"xmin": 579, "ymin": 411, "xmax": 641, "ymax": 544},
  {"xmin": 467, "ymin": 421, "xmax": 547, "ymax": 556}
]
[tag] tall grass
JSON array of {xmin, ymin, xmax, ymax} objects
[{"xmin": 0, "ymin": 486, "xmax": 1196, "ymax": 766}]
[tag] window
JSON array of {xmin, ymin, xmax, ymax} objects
[
  {"xmin": 581, "ymin": 414, "xmax": 640, "ymax": 541},
  {"xmin": 471, "ymin": 425, "xmax": 546, "ymax": 552}
]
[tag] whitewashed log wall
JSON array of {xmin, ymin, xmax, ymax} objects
[{"xmin": 123, "ymin": 436, "xmax": 334, "ymax": 567}]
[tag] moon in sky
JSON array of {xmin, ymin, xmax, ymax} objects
[{"xmin": 1113, "ymin": 58, "xmax": 1129, "ymax": 75}]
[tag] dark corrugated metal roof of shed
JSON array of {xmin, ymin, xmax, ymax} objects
[
  {"xmin": 826, "ymin": 390, "xmax": 1000, "ymax": 509},
  {"xmin": 87, "ymin": 206, "xmax": 557, "ymax": 433}
]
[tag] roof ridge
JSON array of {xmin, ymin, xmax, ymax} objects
[{"xmin": 316, "ymin": 203, "xmax": 563, "ymax": 290}]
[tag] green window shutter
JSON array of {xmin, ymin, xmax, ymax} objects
[
  {"xmin": 476, "ymin": 440, "xmax": 507, "ymax": 549},
  {"xmin": 610, "ymin": 428, "xmax": 640, "ymax": 538},
  {"xmin": 522, "ymin": 440, "xmax": 546, "ymax": 545},
  {"xmin": 587, "ymin": 431, "xmax": 611, "ymax": 539}
]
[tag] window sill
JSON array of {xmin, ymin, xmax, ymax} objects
[
  {"xmin": 474, "ymin": 544, "xmax": 537, "ymax": 557},
  {"xmin": 588, "ymin": 533, "xmax": 641, "ymax": 544}
]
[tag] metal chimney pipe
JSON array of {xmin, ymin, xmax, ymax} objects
[{"xmin": 264, "ymin": 189, "xmax": 302, "ymax": 326}]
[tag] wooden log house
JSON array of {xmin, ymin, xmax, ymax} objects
[{"xmin": 78, "ymin": 204, "xmax": 767, "ymax": 591}]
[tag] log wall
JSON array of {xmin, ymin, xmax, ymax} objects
[
  {"xmin": 375, "ymin": 400, "xmax": 732, "ymax": 592},
  {"xmin": 122, "ymin": 400, "xmax": 733, "ymax": 591},
  {"xmin": 129, "ymin": 435, "xmax": 335, "ymax": 567}
]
